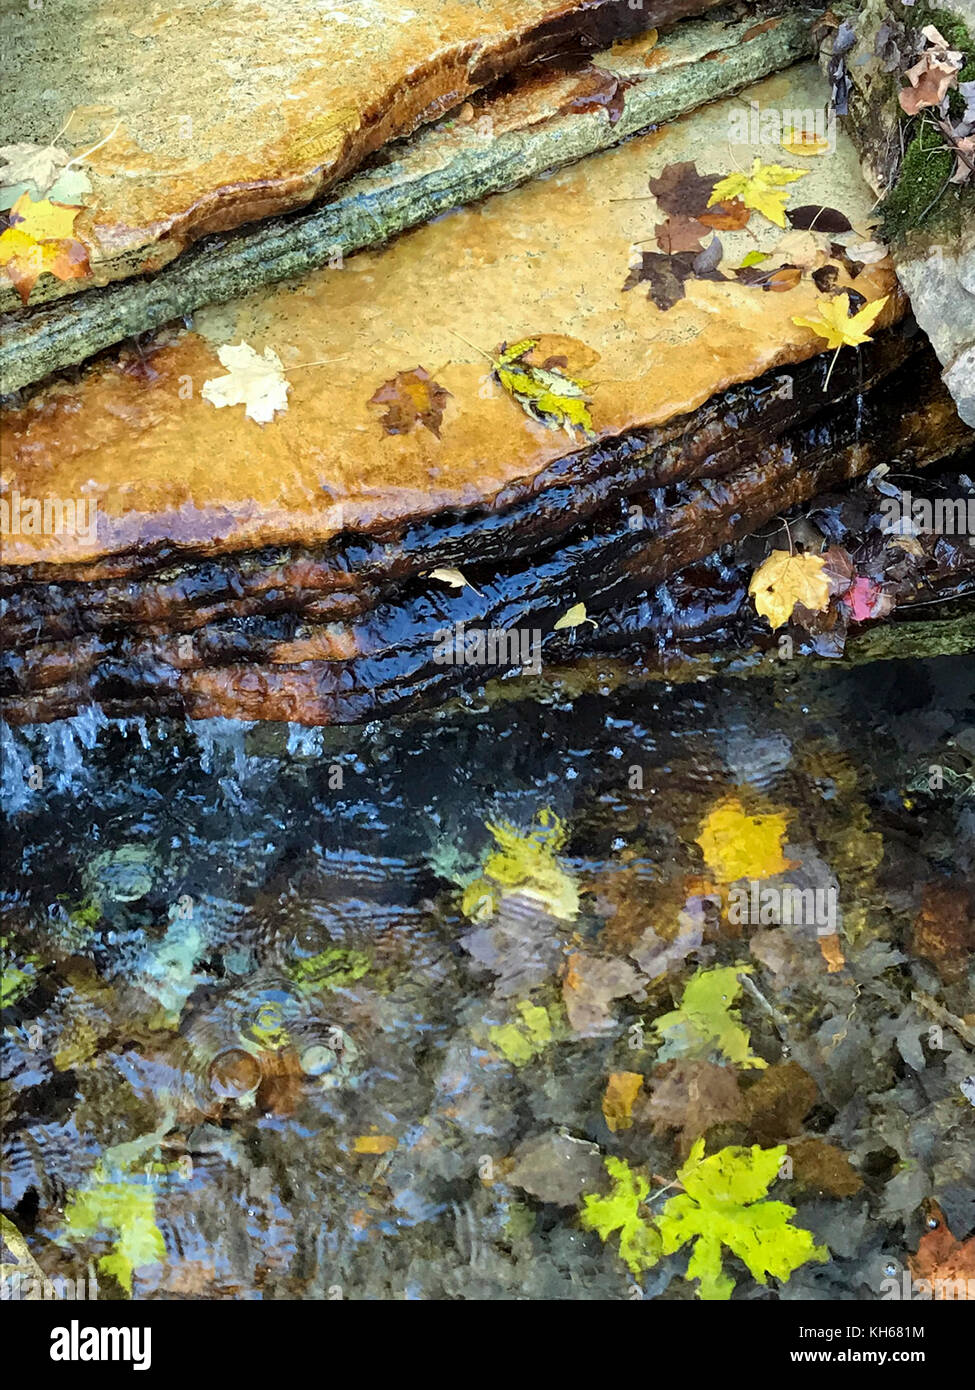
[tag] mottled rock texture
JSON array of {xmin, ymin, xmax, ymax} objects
[{"xmin": 0, "ymin": 0, "xmax": 721, "ymax": 310}]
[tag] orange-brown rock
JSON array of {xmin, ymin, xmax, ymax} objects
[{"xmin": 0, "ymin": 0, "xmax": 720, "ymax": 308}]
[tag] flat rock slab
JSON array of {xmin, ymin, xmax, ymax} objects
[
  {"xmin": 1, "ymin": 64, "xmax": 899, "ymax": 571},
  {"xmin": 0, "ymin": 7, "xmax": 819, "ymax": 392},
  {"xmin": 0, "ymin": 0, "xmax": 720, "ymax": 308}
]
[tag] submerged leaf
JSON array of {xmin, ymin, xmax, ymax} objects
[
  {"xmin": 62, "ymin": 1177, "xmax": 166, "ymax": 1294},
  {"xmin": 369, "ymin": 366, "xmax": 451, "ymax": 438},
  {"xmin": 696, "ymin": 795, "xmax": 793, "ymax": 884},
  {"xmin": 579, "ymin": 1157, "xmax": 663, "ymax": 1275},
  {"xmin": 656, "ymin": 1139, "xmax": 828, "ymax": 1299},
  {"xmin": 653, "ymin": 964, "xmax": 767, "ymax": 1069},
  {"xmin": 462, "ymin": 810, "xmax": 579, "ymax": 923}
]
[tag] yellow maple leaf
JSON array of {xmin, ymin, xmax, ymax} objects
[
  {"xmin": 791, "ymin": 292, "xmax": 889, "ymax": 350},
  {"xmin": 0, "ymin": 193, "xmax": 89, "ymax": 303},
  {"xmin": 6, "ymin": 191, "xmax": 81, "ymax": 241},
  {"xmin": 748, "ymin": 549, "xmax": 830, "ymax": 630},
  {"xmin": 696, "ymin": 796, "xmax": 793, "ymax": 884},
  {"xmin": 707, "ymin": 159, "xmax": 808, "ymax": 228}
]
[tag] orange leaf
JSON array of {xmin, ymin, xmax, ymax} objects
[
  {"xmin": 698, "ymin": 197, "xmax": 750, "ymax": 230},
  {"xmin": 908, "ymin": 1201, "xmax": 975, "ymax": 1296}
]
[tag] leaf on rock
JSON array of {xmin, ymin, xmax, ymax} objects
[
  {"xmin": 793, "ymin": 292, "xmax": 888, "ymax": 353},
  {"xmin": 841, "ymin": 575, "xmax": 893, "ymax": 622},
  {"xmin": 567, "ymin": 66, "xmax": 635, "ymax": 127},
  {"xmin": 623, "ymin": 245, "xmax": 726, "ymax": 311},
  {"xmin": 553, "ymin": 601, "xmax": 597, "ymax": 631},
  {"xmin": 734, "ymin": 263, "xmax": 802, "ymax": 292},
  {"xmin": 698, "ymin": 197, "xmax": 750, "ymax": 230},
  {"xmin": 0, "ymin": 142, "xmax": 92, "ymax": 207},
  {"xmin": 656, "ymin": 1139, "xmax": 828, "ymax": 1299},
  {"xmin": 648, "ymin": 160, "xmax": 718, "ymax": 218},
  {"xmin": 427, "ymin": 565, "xmax": 482, "ymax": 596},
  {"xmin": 654, "ymin": 214, "xmax": 706, "ymax": 255},
  {"xmin": 786, "ymin": 204, "xmax": 853, "ymax": 234},
  {"xmin": 696, "ymin": 795, "xmax": 793, "ymax": 884},
  {"xmin": 898, "ymin": 32, "xmax": 963, "ymax": 115},
  {"xmin": 369, "ymin": 366, "xmax": 451, "ymax": 438},
  {"xmin": 602, "ymin": 1071, "xmax": 644, "ymax": 1132},
  {"xmin": 579, "ymin": 1157, "xmax": 663, "ymax": 1275},
  {"xmin": 653, "ymin": 964, "xmax": 767, "ymax": 1069},
  {"xmin": 749, "ymin": 550, "xmax": 830, "ymax": 630},
  {"xmin": 708, "ymin": 159, "xmax": 808, "ymax": 229},
  {"xmin": 200, "ymin": 341, "xmax": 291, "ymax": 424},
  {"xmin": 492, "ymin": 336, "xmax": 594, "ymax": 437},
  {"xmin": 0, "ymin": 193, "xmax": 90, "ymax": 303}
]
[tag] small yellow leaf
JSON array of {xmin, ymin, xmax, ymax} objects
[
  {"xmin": 748, "ymin": 550, "xmax": 830, "ymax": 630},
  {"xmin": 428, "ymin": 566, "xmax": 483, "ymax": 596},
  {"xmin": 353, "ymin": 1135, "xmax": 397, "ymax": 1154},
  {"xmin": 554, "ymin": 602, "xmax": 597, "ymax": 631},
  {"xmin": 7, "ymin": 191, "xmax": 81, "ymax": 242},
  {"xmin": 708, "ymin": 159, "xmax": 808, "ymax": 228},
  {"xmin": 602, "ymin": 1072, "xmax": 643, "ymax": 1132}
]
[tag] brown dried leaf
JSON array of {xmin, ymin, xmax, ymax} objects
[
  {"xmin": 636, "ymin": 1059, "xmax": 744, "ymax": 1156},
  {"xmin": 647, "ymin": 160, "xmax": 718, "ymax": 218},
  {"xmin": 654, "ymin": 214, "xmax": 707, "ymax": 255},
  {"xmin": 908, "ymin": 1201, "xmax": 975, "ymax": 1294},
  {"xmin": 369, "ymin": 366, "xmax": 451, "ymax": 438}
]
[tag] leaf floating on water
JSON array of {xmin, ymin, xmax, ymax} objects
[
  {"xmin": 369, "ymin": 366, "xmax": 451, "ymax": 438},
  {"xmin": 748, "ymin": 549, "xmax": 830, "ymax": 630},
  {"xmin": 653, "ymin": 964, "xmax": 768, "ymax": 1069},
  {"xmin": 492, "ymin": 336, "xmax": 595, "ymax": 437},
  {"xmin": 427, "ymin": 566, "xmax": 483, "ymax": 596},
  {"xmin": 655, "ymin": 1139, "xmax": 828, "ymax": 1300},
  {"xmin": 708, "ymin": 159, "xmax": 808, "ymax": 228},
  {"xmin": 201, "ymin": 341, "xmax": 290, "ymax": 424},
  {"xmin": 553, "ymin": 601, "xmax": 597, "ymax": 631}
]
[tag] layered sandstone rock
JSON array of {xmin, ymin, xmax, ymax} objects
[
  {"xmin": 2, "ymin": 64, "xmax": 973, "ymax": 725},
  {"xmin": 0, "ymin": 0, "xmax": 721, "ymax": 311}
]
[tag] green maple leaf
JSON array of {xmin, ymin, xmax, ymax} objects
[
  {"xmin": 580, "ymin": 1156, "xmax": 663, "ymax": 1275},
  {"xmin": 657, "ymin": 1140, "xmax": 828, "ymax": 1299},
  {"xmin": 707, "ymin": 159, "xmax": 807, "ymax": 228},
  {"xmin": 653, "ymin": 964, "xmax": 767, "ymax": 1068}
]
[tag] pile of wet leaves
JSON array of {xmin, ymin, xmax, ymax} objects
[{"xmin": 1, "ymin": 654, "xmax": 973, "ymax": 1299}]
